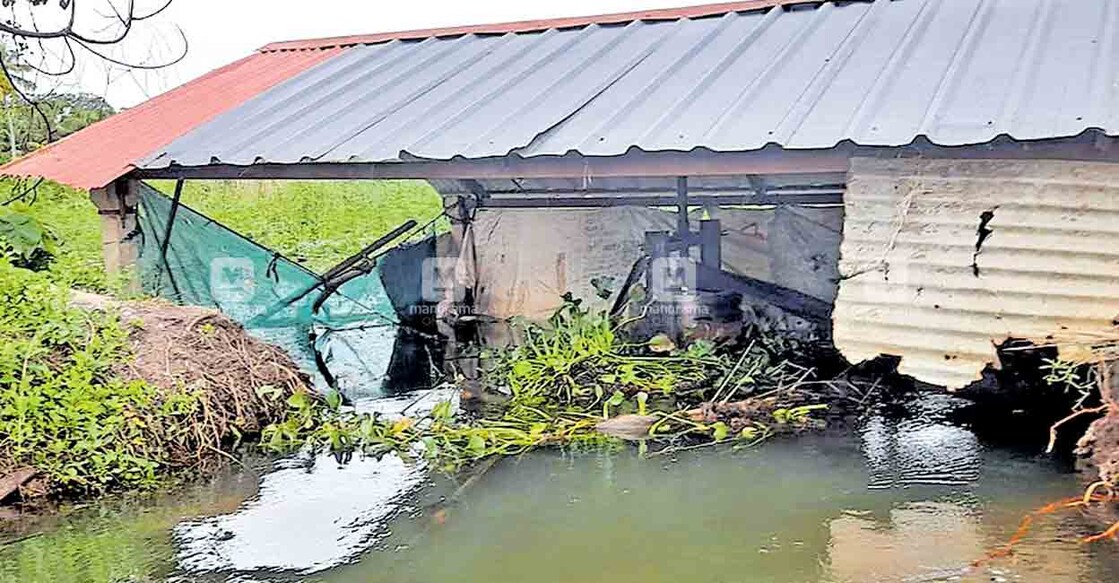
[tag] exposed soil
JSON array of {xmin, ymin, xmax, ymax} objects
[
  {"xmin": 72, "ymin": 291, "xmax": 310, "ymax": 434},
  {"xmin": 1077, "ymin": 360, "xmax": 1119, "ymax": 486},
  {"xmin": 2, "ymin": 293, "xmax": 311, "ymax": 504}
]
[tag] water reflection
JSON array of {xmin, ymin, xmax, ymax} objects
[
  {"xmin": 173, "ymin": 454, "xmax": 425, "ymax": 576},
  {"xmin": 862, "ymin": 393, "xmax": 983, "ymax": 488},
  {"xmin": 171, "ymin": 388, "xmax": 455, "ymax": 577},
  {"xmin": 2, "ymin": 392, "xmax": 1117, "ymax": 583}
]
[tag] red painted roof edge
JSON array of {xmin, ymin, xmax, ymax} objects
[
  {"xmin": 259, "ymin": 0, "xmax": 818, "ymax": 52},
  {"xmin": 0, "ymin": 53, "xmax": 254, "ymax": 179},
  {"xmin": 0, "ymin": 48, "xmax": 340, "ymax": 190}
]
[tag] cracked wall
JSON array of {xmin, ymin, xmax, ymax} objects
[{"xmin": 833, "ymin": 157, "xmax": 1119, "ymax": 389}]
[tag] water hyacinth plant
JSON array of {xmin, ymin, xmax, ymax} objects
[{"xmin": 263, "ymin": 295, "xmax": 833, "ymax": 472}]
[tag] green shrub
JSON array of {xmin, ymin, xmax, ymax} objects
[
  {"xmin": 4, "ymin": 181, "xmax": 111, "ymax": 292},
  {"xmin": 153, "ymin": 179, "xmax": 445, "ymax": 273},
  {"xmin": 0, "ymin": 205, "xmax": 57, "ymax": 271},
  {"xmin": 0, "ymin": 258, "xmax": 196, "ymax": 494}
]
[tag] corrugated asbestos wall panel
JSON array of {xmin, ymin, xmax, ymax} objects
[{"xmin": 833, "ymin": 158, "xmax": 1119, "ymax": 389}]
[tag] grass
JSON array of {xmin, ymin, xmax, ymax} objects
[
  {"xmin": 6, "ymin": 178, "xmax": 443, "ymax": 291},
  {"xmin": 0, "ymin": 257, "xmax": 189, "ymax": 493},
  {"xmin": 149, "ymin": 179, "xmax": 444, "ymax": 273},
  {"xmin": 4, "ymin": 182, "xmax": 112, "ymax": 293}
]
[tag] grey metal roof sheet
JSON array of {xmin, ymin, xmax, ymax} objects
[{"xmin": 142, "ymin": 0, "xmax": 1119, "ymax": 169}]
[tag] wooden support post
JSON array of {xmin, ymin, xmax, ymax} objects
[{"xmin": 89, "ymin": 179, "xmax": 139, "ymax": 292}]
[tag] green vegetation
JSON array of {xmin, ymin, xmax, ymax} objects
[
  {"xmin": 0, "ymin": 255, "xmax": 305, "ymax": 497},
  {"xmin": 2, "ymin": 182, "xmax": 112, "ymax": 292},
  {"xmin": 151, "ymin": 179, "xmax": 444, "ymax": 273},
  {"xmin": 2, "ymin": 177, "xmax": 442, "ymax": 295},
  {"xmin": 263, "ymin": 296, "xmax": 830, "ymax": 472},
  {"xmin": 0, "ymin": 258, "xmax": 194, "ymax": 493},
  {"xmin": 0, "ymin": 205, "xmax": 55, "ymax": 271},
  {"xmin": 0, "ymin": 174, "xmax": 444, "ymax": 501}
]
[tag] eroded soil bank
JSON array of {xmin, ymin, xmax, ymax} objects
[{"xmin": 1, "ymin": 291, "xmax": 308, "ymax": 505}]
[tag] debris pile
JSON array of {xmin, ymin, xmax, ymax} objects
[
  {"xmin": 1077, "ymin": 358, "xmax": 1119, "ymax": 486},
  {"xmin": 2, "ymin": 284, "xmax": 308, "ymax": 505},
  {"xmin": 264, "ymin": 296, "xmax": 880, "ymax": 470}
]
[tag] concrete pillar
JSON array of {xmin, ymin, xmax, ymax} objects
[{"xmin": 89, "ymin": 179, "xmax": 140, "ymax": 291}]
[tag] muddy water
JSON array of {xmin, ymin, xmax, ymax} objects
[{"xmin": 2, "ymin": 392, "xmax": 1117, "ymax": 583}]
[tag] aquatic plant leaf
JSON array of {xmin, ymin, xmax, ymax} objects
[
  {"xmin": 431, "ymin": 400, "xmax": 453, "ymax": 423},
  {"xmin": 467, "ymin": 434, "xmax": 486, "ymax": 456},
  {"xmin": 512, "ymin": 361, "xmax": 533, "ymax": 378},
  {"xmin": 647, "ymin": 334, "xmax": 676, "ymax": 354},
  {"xmin": 286, "ymin": 391, "xmax": 311, "ymax": 410},
  {"xmin": 390, "ymin": 417, "xmax": 415, "ymax": 435},
  {"xmin": 325, "ymin": 390, "xmax": 343, "ymax": 412}
]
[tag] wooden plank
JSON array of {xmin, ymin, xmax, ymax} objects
[{"xmin": 0, "ymin": 467, "xmax": 36, "ymax": 502}]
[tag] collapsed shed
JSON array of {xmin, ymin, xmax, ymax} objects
[{"xmin": 4, "ymin": 0, "xmax": 1119, "ymax": 393}]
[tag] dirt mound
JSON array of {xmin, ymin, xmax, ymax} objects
[
  {"xmin": 124, "ymin": 304, "xmax": 307, "ymax": 426},
  {"xmin": 72, "ymin": 292, "xmax": 309, "ymax": 463},
  {"xmin": 1078, "ymin": 360, "xmax": 1119, "ymax": 485}
]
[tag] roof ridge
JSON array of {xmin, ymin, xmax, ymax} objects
[{"xmin": 257, "ymin": 0, "xmax": 822, "ymax": 52}]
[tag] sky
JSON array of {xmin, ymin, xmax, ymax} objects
[{"xmin": 57, "ymin": 0, "xmax": 693, "ymax": 109}]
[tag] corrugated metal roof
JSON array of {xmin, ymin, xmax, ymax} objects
[
  {"xmin": 0, "ymin": 48, "xmax": 340, "ymax": 189},
  {"xmin": 833, "ymin": 157, "xmax": 1119, "ymax": 389},
  {"xmin": 143, "ymin": 0, "xmax": 1119, "ymax": 171},
  {"xmin": 258, "ymin": 0, "xmax": 811, "ymax": 52}
]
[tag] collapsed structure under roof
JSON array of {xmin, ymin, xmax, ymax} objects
[{"xmin": 3, "ymin": 0, "xmax": 1119, "ymax": 390}]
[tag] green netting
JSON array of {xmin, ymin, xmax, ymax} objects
[{"xmin": 135, "ymin": 182, "xmax": 399, "ymax": 398}]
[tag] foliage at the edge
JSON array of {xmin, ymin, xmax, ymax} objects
[
  {"xmin": 263, "ymin": 296, "xmax": 827, "ymax": 472},
  {"xmin": 0, "ymin": 258, "xmax": 200, "ymax": 494},
  {"xmin": 0, "ymin": 204, "xmax": 57, "ymax": 271}
]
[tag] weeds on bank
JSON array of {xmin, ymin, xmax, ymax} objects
[
  {"xmin": 263, "ymin": 296, "xmax": 829, "ymax": 472},
  {"xmin": 1, "ymin": 181, "xmax": 120, "ymax": 293},
  {"xmin": 0, "ymin": 258, "xmax": 200, "ymax": 494}
]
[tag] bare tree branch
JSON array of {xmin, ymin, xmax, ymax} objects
[{"xmin": 0, "ymin": 0, "xmax": 185, "ymax": 204}]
